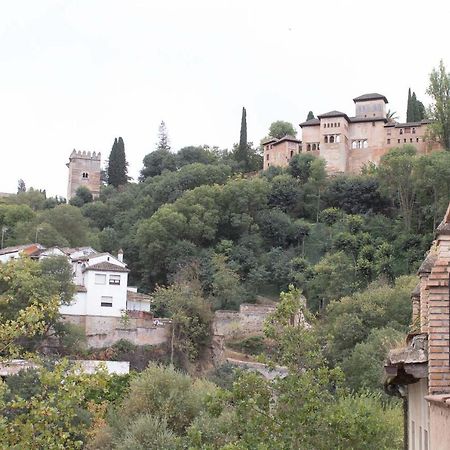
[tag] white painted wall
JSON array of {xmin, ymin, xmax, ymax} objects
[
  {"xmin": 409, "ymin": 379, "xmax": 429, "ymax": 450},
  {"xmin": 60, "ymin": 292, "xmax": 87, "ymax": 315},
  {"xmin": 0, "ymin": 251, "xmax": 20, "ymax": 263}
]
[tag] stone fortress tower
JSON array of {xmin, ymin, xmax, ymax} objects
[{"xmin": 66, "ymin": 150, "xmax": 101, "ymax": 200}]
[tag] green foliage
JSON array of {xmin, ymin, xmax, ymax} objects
[
  {"xmin": 268, "ymin": 120, "xmax": 297, "ymax": 139},
  {"xmin": 234, "ymin": 107, "xmax": 249, "ymax": 169},
  {"xmin": 140, "ymin": 148, "xmax": 177, "ymax": 180},
  {"xmin": 0, "ymin": 359, "xmax": 111, "ymax": 449},
  {"xmin": 264, "ymin": 285, "xmax": 322, "ymax": 369},
  {"xmin": 227, "ymin": 335, "xmax": 266, "ymax": 356},
  {"xmin": 0, "ymin": 258, "xmax": 62, "ymax": 358},
  {"xmin": 407, "ymin": 87, "xmax": 426, "ymax": 122},
  {"xmin": 342, "ymin": 327, "xmax": 404, "ymax": 393},
  {"xmin": 322, "ymin": 276, "xmax": 416, "ymax": 365},
  {"xmin": 91, "ymin": 364, "xmax": 217, "ymax": 448},
  {"xmin": 69, "ymin": 186, "xmax": 94, "ymax": 207},
  {"xmin": 426, "ymin": 60, "xmax": 450, "ymax": 149},
  {"xmin": 152, "ymin": 277, "xmax": 212, "ymax": 363},
  {"xmin": 324, "ymin": 174, "xmax": 389, "ymax": 214},
  {"xmin": 107, "ymin": 137, "xmax": 129, "ymax": 187}
]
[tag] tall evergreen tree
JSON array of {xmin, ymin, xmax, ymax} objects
[
  {"xmin": 234, "ymin": 107, "xmax": 249, "ymax": 169},
  {"xmin": 156, "ymin": 121, "xmax": 171, "ymax": 152},
  {"xmin": 107, "ymin": 137, "xmax": 128, "ymax": 187},
  {"xmin": 406, "ymin": 88, "xmax": 413, "ymax": 122},
  {"xmin": 307, "ymin": 111, "xmax": 315, "ymax": 121},
  {"xmin": 407, "ymin": 88, "xmax": 427, "ymax": 122},
  {"xmin": 17, "ymin": 179, "xmax": 26, "ymax": 193}
]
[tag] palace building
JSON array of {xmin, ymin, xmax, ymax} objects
[{"xmin": 263, "ymin": 93, "xmax": 442, "ymax": 173}]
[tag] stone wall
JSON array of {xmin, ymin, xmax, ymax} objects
[
  {"xmin": 62, "ymin": 314, "xmax": 169, "ymax": 349},
  {"xmin": 213, "ymin": 303, "xmax": 275, "ymax": 338}
]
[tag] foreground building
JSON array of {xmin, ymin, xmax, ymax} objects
[
  {"xmin": 0, "ymin": 244, "xmax": 162, "ymax": 348},
  {"xmin": 263, "ymin": 93, "xmax": 442, "ymax": 173},
  {"xmin": 385, "ymin": 204, "xmax": 450, "ymax": 450}
]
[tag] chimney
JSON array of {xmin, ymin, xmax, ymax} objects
[{"xmin": 118, "ymin": 249, "xmax": 124, "ymax": 263}]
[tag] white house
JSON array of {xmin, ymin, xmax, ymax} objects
[
  {"xmin": 0, "ymin": 244, "xmax": 151, "ymax": 317},
  {"xmin": 60, "ymin": 249, "xmax": 130, "ymax": 317}
]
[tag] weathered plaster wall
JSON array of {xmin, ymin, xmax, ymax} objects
[
  {"xmin": 409, "ymin": 378, "xmax": 430, "ymax": 450},
  {"xmin": 62, "ymin": 314, "xmax": 168, "ymax": 348},
  {"xmin": 213, "ymin": 303, "xmax": 275, "ymax": 338},
  {"xmin": 427, "ymin": 398, "xmax": 450, "ymax": 450}
]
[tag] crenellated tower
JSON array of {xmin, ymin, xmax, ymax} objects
[{"xmin": 66, "ymin": 150, "xmax": 101, "ymax": 200}]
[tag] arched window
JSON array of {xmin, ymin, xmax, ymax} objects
[
  {"xmin": 307, "ymin": 144, "xmax": 311, "ymax": 151},
  {"xmin": 82, "ymin": 172, "xmax": 89, "ymax": 179},
  {"xmin": 336, "ymin": 135, "xmax": 340, "ymax": 143},
  {"xmin": 352, "ymin": 141, "xmax": 357, "ymax": 149},
  {"xmin": 312, "ymin": 143, "xmax": 317, "ymax": 151},
  {"xmin": 324, "ymin": 136, "xmax": 328, "ymax": 143},
  {"xmin": 329, "ymin": 136, "xmax": 335, "ymax": 143},
  {"xmin": 363, "ymin": 140, "xmax": 368, "ymax": 148}
]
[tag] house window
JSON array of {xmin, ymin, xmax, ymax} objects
[
  {"xmin": 109, "ymin": 274, "xmax": 120, "ymax": 285},
  {"xmin": 329, "ymin": 135, "xmax": 335, "ymax": 143},
  {"xmin": 307, "ymin": 144, "xmax": 311, "ymax": 151},
  {"xmin": 412, "ymin": 128, "xmax": 416, "ymax": 134},
  {"xmin": 398, "ymin": 139, "xmax": 401, "ymax": 143},
  {"xmin": 266, "ymin": 154, "xmax": 269, "ymax": 161},
  {"xmin": 290, "ymin": 150, "xmax": 294, "ymax": 157},
  {"xmin": 312, "ymin": 143, "xmax": 317, "ymax": 151},
  {"xmin": 324, "ymin": 136, "xmax": 328, "ymax": 143},
  {"xmin": 101, "ymin": 296, "xmax": 113, "ymax": 307},
  {"xmin": 95, "ymin": 274, "xmax": 106, "ymax": 284},
  {"xmin": 404, "ymin": 138, "xmax": 407, "ymax": 143},
  {"xmin": 387, "ymin": 139, "xmax": 391, "ymax": 144},
  {"xmin": 400, "ymin": 129, "xmax": 403, "ymax": 135},
  {"xmin": 372, "ymin": 121, "xmax": 375, "ymax": 126},
  {"xmin": 416, "ymin": 138, "xmax": 419, "ymax": 142},
  {"xmin": 410, "ymin": 138, "xmax": 413, "ymax": 143},
  {"xmin": 82, "ymin": 172, "xmax": 89, "ymax": 179}
]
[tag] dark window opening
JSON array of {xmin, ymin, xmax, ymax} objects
[{"xmin": 101, "ymin": 302, "xmax": 112, "ymax": 307}]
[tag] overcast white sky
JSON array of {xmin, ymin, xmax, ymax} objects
[{"xmin": 1, "ymin": 0, "xmax": 449, "ymax": 197}]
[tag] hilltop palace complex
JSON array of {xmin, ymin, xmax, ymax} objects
[
  {"xmin": 263, "ymin": 93, "xmax": 442, "ymax": 174},
  {"xmin": 65, "ymin": 92, "xmax": 444, "ymax": 201}
]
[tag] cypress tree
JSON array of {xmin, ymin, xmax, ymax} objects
[
  {"xmin": 235, "ymin": 107, "xmax": 249, "ymax": 169},
  {"xmin": 107, "ymin": 137, "xmax": 128, "ymax": 187},
  {"xmin": 307, "ymin": 111, "xmax": 315, "ymax": 121},
  {"xmin": 406, "ymin": 88, "xmax": 413, "ymax": 122}
]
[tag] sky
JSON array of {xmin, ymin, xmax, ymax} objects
[{"xmin": 0, "ymin": 0, "xmax": 449, "ymax": 197}]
